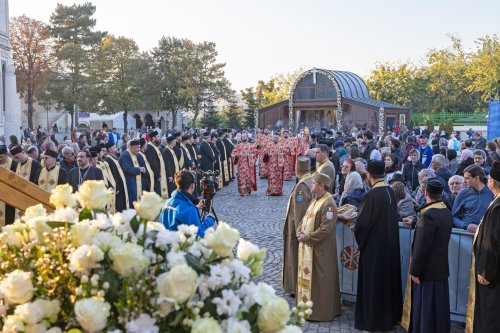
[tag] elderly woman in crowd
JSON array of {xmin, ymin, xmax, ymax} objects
[
  {"xmin": 431, "ymin": 154, "xmax": 452, "ymax": 193},
  {"xmin": 403, "ymin": 149, "xmax": 425, "ymax": 191},
  {"xmin": 391, "ymin": 181, "xmax": 415, "ymax": 221},
  {"xmin": 337, "ymin": 159, "xmax": 356, "ymax": 199},
  {"xmin": 456, "ymin": 149, "xmax": 474, "ymax": 176},
  {"xmin": 412, "ymin": 168, "xmax": 436, "ymax": 207},
  {"xmin": 339, "ymin": 169, "xmax": 366, "ymax": 208}
]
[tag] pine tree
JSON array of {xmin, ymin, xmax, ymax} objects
[
  {"xmin": 199, "ymin": 105, "xmax": 220, "ymax": 130},
  {"xmin": 241, "ymin": 87, "xmax": 257, "ymax": 128},
  {"xmin": 224, "ymin": 99, "xmax": 243, "ymax": 129}
]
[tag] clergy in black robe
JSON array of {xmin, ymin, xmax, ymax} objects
[
  {"xmin": 210, "ymin": 133, "xmax": 223, "ymax": 189},
  {"xmin": 161, "ymin": 135, "xmax": 180, "ymax": 196},
  {"xmin": 172, "ymin": 132, "xmax": 185, "ymax": 170},
  {"xmin": 104, "ymin": 142, "xmax": 129, "ymax": 212},
  {"xmin": 468, "ymin": 162, "xmax": 500, "ymax": 333},
  {"xmin": 404, "ymin": 178, "xmax": 452, "ymax": 333},
  {"xmin": 119, "ymin": 140, "xmax": 148, "ymax": 207},
  {"xmin": 0, "ymin": 146, "xmax": 18, "ymax": 225},
  {"xmin": 216, "ymin": 132, "xmax": 229, "ymax": 186},
  {"xmin": 186, "ymin": 135, "xmax": 200, "ymax": 169},
  {"xmin": 354, "ymin": 160, "xmax": 403, "ymax": 331},
  {"xmin": 223, "ymin": 131, "xmax": 235, "ymax": 180},
  {"xmin": 180, "ymin": 135, "xmax": 195, "ymax": 170},
  {"xmin": 144, "ymin": 131, "xmax": 168, "ymax": 198},
  {"xmin": 35, "ymin": 149, "xmax": 68, "ymax": 191},
  {"xmin": 10, "ymin": 145, "xmax": 42, "ymax": 184},
  {"xmin": 199, "ymin": 132, "xmax": 215, "ymax": 172},
  {"xmin": 68, "ymin": 150, "xmax": 104, "ymax": 192}
]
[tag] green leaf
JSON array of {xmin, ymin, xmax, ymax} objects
[
  {"xmin": 130, "ymin": 216, "xmax": 141, "ymax": 234},
  {"xmin": 79, "ymin": 208, "xmax": 92, "ymax": 221},
  {"xmin": 46, "ymin": 221, "xmax": 72, "ymax": 229},
  {"xmin": 168, "ymin": 311, "xmax": 184, "ymax": 327},
  {"xmin": 184, "ymin": 253, "xmax": 208, "ymax": 275}
]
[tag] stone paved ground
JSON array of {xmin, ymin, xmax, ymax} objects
[{"xmin": 216, "ymin": 176, "xmax": 465, "ymax": 333}]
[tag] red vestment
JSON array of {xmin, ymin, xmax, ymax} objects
[
  {"xmin": 231, "ymin": 142, "xmax": 257, "ymax": 196},
  {"xmin": 264, "ymin": 141, "xmax": 284, "ymax": 196},
  {"xmin": 257, "ymin": 134, "xmax": 271, "ymax": 178}
]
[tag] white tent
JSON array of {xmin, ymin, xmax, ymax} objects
[{"xmin": 80, "ymin": 112, "xmax": 135, "ymax": 132}]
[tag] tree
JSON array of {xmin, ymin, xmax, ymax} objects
[
  {"xmin": 465, "ymin": 34, "xmax": 500, "ymax": 101},
  {"xmin": 222, "ymin": 96, "xmax": 243, "ymax": 129},
  {"xmin": 49, "ymin": 2, "xmax": 106, "ymax": 129},
  {"xmin": 199, "ymin": 105, "xmax": 220, "ymax": 130},
  {"xmin": 85, "ymin": 35, "xmax": 146, "ymax": 130},
  {"xmin": 10, "ymin": 15, "xmax": 53, "ymax": 129},
  {"xmin": 240, "ymin": 87, "xmax": 258, "ymax": 127}
]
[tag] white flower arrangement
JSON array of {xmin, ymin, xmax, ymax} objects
[{"xmin": 0, "ymin": 181, "xmax": 311, "ymax": 332}]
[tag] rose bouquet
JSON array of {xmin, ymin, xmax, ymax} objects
[{"xmin": 0, "ymin": 181, "xmax": 310, "ymax": 333}]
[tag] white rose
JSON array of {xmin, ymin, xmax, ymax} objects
[
  {"xmin": 277, "ymin": 325, "xmax": 302, "ymax": 333},
  {"xmin": 156, "ymin": 264, "xmax": 198, "ymax": 304},
  {"xmin": 237, "ymin": 239, "xmax": 266, "ymax": 262},
  {"xmin": 0, "ymin": 270, "xmax": 35, "ymax": 304},
  {"xmin": 14, "ymin": 299, "xmax": 60, "ymax": 325},
  {"xmin": 225, "ymin": 318, "xmax": 251, "ymax": 333},
  {"xmin": 125, "ymin": 313, "xmax": 159, "ymax": 333},
  {"xmin": 50, "ymin": 184, "xmax": 77, "ymax": 209},
  {"xmin": 205, "ymin": 222, "xmax": 240, "ymax": 258},
  {"xmin": 2, "ymin": 315, "xmax": 25, "ymax": 333},
  {"xmin": 109, "ymin": 243, "xmax": 150, "ymax": 277},
  {"xmin": 50, "ymin": 207, "xmax": 79, "ymax": 223},
  {"xmin": 133, "ymin": 191, "xmax": 164, "ymax": 221},
  {"xmin": 69, "ymin": 245, "xmax": 105, "ymax": 272},
  {"xmin": 72, "ymin": 222, "xmax": 96, "ymax": 247},
  {"xmin": 1, "ymin": 225, "xmax": 23, "ymax": 248},
  {"xmin": 92, "ymin": 231, "xmax": 122, "ymax": 251},
  {"xmin": 155, "ymin": 229, "xmax": 180, "ymax": 249},
  {"xmin": 27, "ymin": 218, "xmax": 52, "ymax": 245},
  {"xmin": 74, "ymin": 180, "xmax": 113, "ymax": 210},
  {"xmin": 22, "ymin": 204, "xmax": 46, "ymax": 223},
  {"xmin": 74, "ymin": 298, "xmax": 111, "ymax": 333},
  {"xmin": 191, "ymin": 318, "xmax": 223, "ymax": 333},
  {"xmin": 257, "ymin": 296, "xmax": 290, "ymax": 333}
]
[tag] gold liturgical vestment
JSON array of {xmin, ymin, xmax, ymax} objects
[{"xmin": 297, "ymin": 192, "xmax": 341, "ymax": 321}]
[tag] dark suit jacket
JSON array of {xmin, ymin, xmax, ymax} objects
[
  {"xmin": 68, "ymin": 166, "xmax": 104, "ymax": 192},
  {"xmin": 410, "ymin": 201, "xmax": 453, "ymax": 281},
  {"xmin": 199, "ymin": 140, "xmax": 215, "ymax": 171}
]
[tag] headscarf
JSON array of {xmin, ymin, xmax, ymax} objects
[{"xmin": 461, "ymin": 149, "xmax": 473, "ymax": 162}]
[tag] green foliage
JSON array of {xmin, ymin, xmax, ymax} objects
[
  {"xmin": 199, "ymin": 105, "xmax": 220, "ymax": 130},
  {"xmin": 424, "ymin": 116, "xmax": 434, "ymax": 132},
  {"xmin": 439, "ymin": 118, "xmax": 455, "ymax": 135},
  {"xmin": 222, "ymin": 97, "xmax": 244, "ymax": 129},
  {"xmin": 240, "ymin": 87, "xmax": 258, "ymax": 128}
]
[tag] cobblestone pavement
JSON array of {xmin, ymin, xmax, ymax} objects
[{"xmin": 216, "ymin": 175, "xmax": 465, "ymax": 333}]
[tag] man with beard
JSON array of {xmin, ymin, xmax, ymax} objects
[
  {"xmin": 172, "ymin": 132, "xmax": 185, "ymax": 170},
  {"xmin": 257, "ymin": 129, "xmax": 272, "ymax": 178},
  {"xmin": 281, "ymin": 129, "xmax": 296, "ymax": 181},
  {"xmin": 180, "ymin": 135, "xmax": 195, "ymax": 170},
  {"xmin": 35, "ymin": 149, "xmax": 68, "ymax": 192},
  {"xmin": 186, "ymin": 134, "xmax": 200, "ymax": 170},
  {"xmin": 104, "ymin": 142, "xmax": 129, "ymax": 211},
  {"xmin": 69, "ymin": 150, "xmax": 104, "ymax": 192},
  {"xmin": 354, "ymin": 160, "xmax": 402, "ymax": 331},
  {"xmin": 119, "ymin": 139, "xmax": 148, "ymax": 206},
  {"xmin": 263, "ymin": 134, "xmax": 285, "ymax": 196},
  {"xmin": 315, "ymin": 144, "xmax": 336, "ymax": 193},
  {"xmin": 216, "ymin": 130, "xmax": 229, "ymax": 186},
  {"xmin": 138, "ymin": 138, "xmax": 154, "ymax": 192},
  {"xmin": 0, "ymin": 145, "xmax": 18, "ymax": 225},
  {"xmin": 145, "ymin": 130, "xmax": 169, "ymax": 199},
  {"xmin": 282, "ymin": 156, "xmax": 313, "ymax": 295},
  {"xmin": 199, "ymin": 131, "xmax": 215, "ymax": 172},
  {"xmin": 162, "ymin": 134, "xmax": 180, "ymax": 196},
  {"xmin": 231, "ymin": 132, "xmax": 257, "ymax": 196},
  {"xmin": 10, "ymin": 145, "xmax": 42, "ymax": 184}
]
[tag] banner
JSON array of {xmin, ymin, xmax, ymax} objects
[{"xmin": 488, "ymin": 101, "xmax": 500, "ymax": 140}]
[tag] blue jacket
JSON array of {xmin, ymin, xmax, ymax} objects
[
  {"xmin": 452, "ymin": 185, "xmax": 494, "ymax": 229},
  {"xmin": 108, "ymin": 132, "xmax": 120, "ymax": 145},
  {"xmin": 160, "ymin": 190, "xmax": 215, "ymax": 238},
  {"xmin": 418, "ymin": 145, "xmax": 433, "ymax": 168}
]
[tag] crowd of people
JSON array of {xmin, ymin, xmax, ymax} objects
[{"xmin": 1, "ymin": 123, "xmax": 500, "ymax": 332}]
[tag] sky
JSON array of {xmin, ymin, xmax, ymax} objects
[{"xmin": 8, "ymin": 0, "xmax": 500, "ymax": 92}]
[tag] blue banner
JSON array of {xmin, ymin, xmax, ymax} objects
[{"xmin": 488, "ymin": 101, "xmax": 500, "ymax": 140}]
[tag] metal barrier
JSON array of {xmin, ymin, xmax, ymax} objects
[{"xmin": 336, "ymin": 222, "xmax": 473, "ymax": 322}]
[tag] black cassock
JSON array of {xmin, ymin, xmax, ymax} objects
[
  {"xmin": 473, "ymin": 195, "xmax": 500, "ymax": 333},
  {"xmin": 68, "ymin": 166, "xmax": 104, "ymax": 193},
  {"xmin": 354, "ymin": 181, "xmax": 403, "ymax": 331},
  {"xmin": 187, "ymin": 143, "xmax": 199, "ymax": 168},
  {"xmin": 216, "ymin": 139, "xmax": 228, "ymax": 186},
  {"xmin": 199, "ymin": 140, "xmax": 215, "ymax": 172},
  {"xmin": 223, "ymin": 138, "xmax": 234, "ymax": 179},
  {"xmin": 104, "ymin": 155, "xmax": 128, "ymax": 212},
  {"xmin": 144, "ymin": 142, "xmax": 164, "ymax": 196},
  {"xmin": 209, "ymin": 142, "xmax": 221, "ymax": 176},
  {"xmin": 161, "ymin": 147, "xmax": 178, "ymax": 196}
]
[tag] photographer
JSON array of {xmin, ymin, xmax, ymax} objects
[{"xmin": 160, "ymin": 170, "xmax": 215, "ymax": 237}]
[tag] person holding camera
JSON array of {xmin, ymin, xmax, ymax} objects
[{"xmin": 160, "ymin": 170, "xmax": 216, "ymax": 238}]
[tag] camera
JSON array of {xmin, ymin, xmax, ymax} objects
[{"xmin": 199, "ymin": 170, "xmax": 219, "ymax": 213}]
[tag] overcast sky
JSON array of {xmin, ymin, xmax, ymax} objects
[{"xmin": 9, "ymin": 0, "xmax": 499, "ymax": 92}]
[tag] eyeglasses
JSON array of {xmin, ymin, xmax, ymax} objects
[{"xmin": 449, "ymin": 182, "xmax": 463, "ymax": 185}]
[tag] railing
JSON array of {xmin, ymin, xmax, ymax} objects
[
  {"xmin": 336, "ymin": 222, "xmax": 472, "ymax": 322},
  {"xmin": 410, "ymin": 112, "xmax": 487, "ymax": 125}
]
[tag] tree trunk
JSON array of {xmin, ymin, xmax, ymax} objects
[
  {"xmin": 193, "ymin": 106, "xmax": 200, "ymax": 128},
  {"xmin": 171, "ymin": 109, "xmax": 177, "ymax": 129},
  {"xmin": 123, "ymin": 109, "xmax": 128, "ymax": 133},
  {"xmin": 27, "ymin": 86, "xmax": 34, "ymax": 130}
]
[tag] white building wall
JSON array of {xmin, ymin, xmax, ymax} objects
[{"xmin": 0, "ymin": 0, "xmax": 21, "ymax": 144}]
